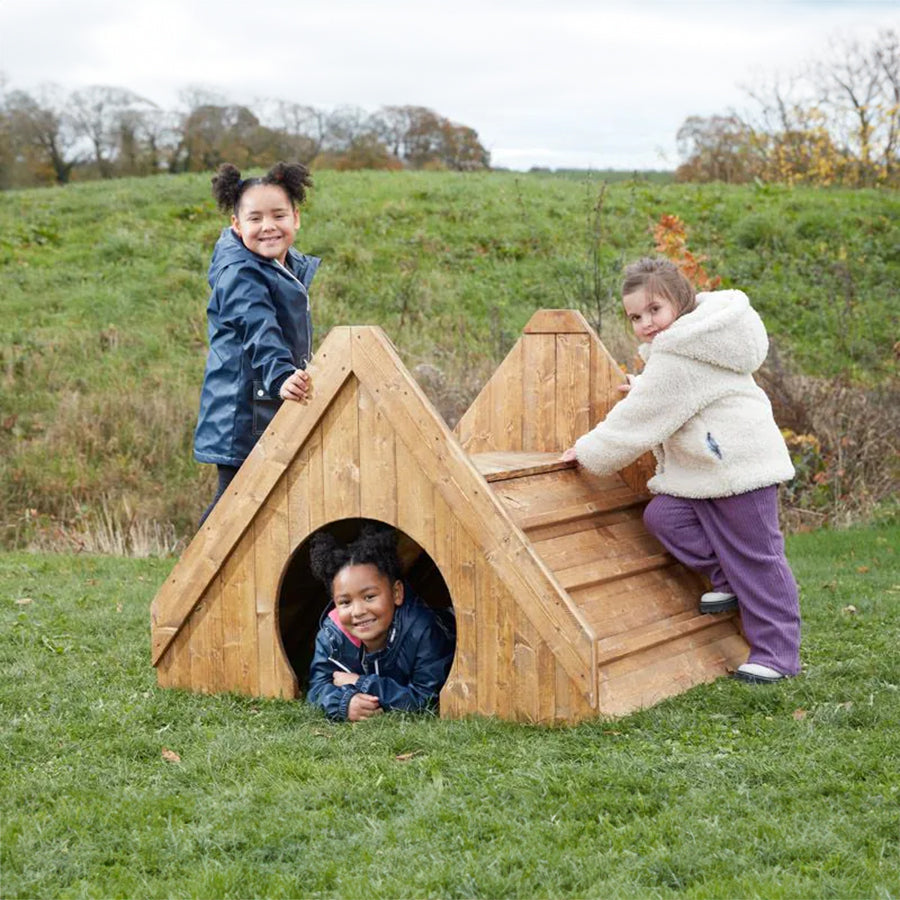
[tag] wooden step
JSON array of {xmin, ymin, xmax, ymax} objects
[
  {"xmin": 555, "ymin": 552, "xmax": 673, "ymax": 593},
  {"xmin": 469, "ymin": 451, "xmax": 575, "ymax": 482},
  {"xmin": 594, "ymin": 611, "xmax": 739, "ymax": 668}
]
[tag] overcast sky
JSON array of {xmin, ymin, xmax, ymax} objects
[{"xmin": 1, "ymin": 0, "xmax": 897, "ymax": 170}]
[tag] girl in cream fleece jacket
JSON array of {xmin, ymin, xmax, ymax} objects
[{"xmin": 563, "ymin": 258, "xmax": 801, "ymax": 683}]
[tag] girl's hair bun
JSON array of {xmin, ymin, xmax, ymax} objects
[{"xmin": 211, "ymin": 161, "xmax": 313, "ymax": 214}]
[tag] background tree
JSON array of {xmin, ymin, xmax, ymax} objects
[
  {"xmin": 69, "ymin": 85, "xmax": 156, "ymax": 178},
  {"xmin": 4, "ymin": 84, "xmax": 80, "ymax": 184}
]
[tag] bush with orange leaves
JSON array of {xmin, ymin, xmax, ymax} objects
[{"xmin": 653, "ymin": 214, "xmax": 721, "ymax": 291}]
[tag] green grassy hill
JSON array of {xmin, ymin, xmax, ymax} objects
[{"xmin": 1, "ymin": 171, "xmax": 898, "ymax": 548}]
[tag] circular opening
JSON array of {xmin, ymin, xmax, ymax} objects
[{"xmin": 278, "ymin": 518, "xmax": 454, "ymax": 691}]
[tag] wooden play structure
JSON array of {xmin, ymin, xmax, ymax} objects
[{"xmin": 151, "ymin": 310, "xmax": 748, "ymax": 723}]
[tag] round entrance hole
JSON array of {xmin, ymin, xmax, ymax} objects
[{"xmin": 278, "ymin": 518, "xmax": 454, "ymax": 692}]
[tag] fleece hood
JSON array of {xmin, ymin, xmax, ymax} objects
[{"xmin": 640, "ymin": 290, "xmax": 768, "ymax": 375}]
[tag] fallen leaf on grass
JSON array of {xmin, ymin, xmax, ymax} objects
[
  {"xmin": 792, "ymin": 709, "xmax": 808, "ymax": 721},
  {"xmin": 394, "ymin": 751, "xmax": 423, "ymax": 762},
  {"xmin": 856, "ymin": 566, "xmax": 870, "ymax": 574},
  {"xmin": 161, "ymin": 747, "xmax": 181, "ymax": 763}
]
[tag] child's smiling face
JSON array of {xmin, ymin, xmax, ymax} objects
[
  {"xmin": 332, "ymin": 563, "xmax": 404, "ymax": 652},
  {"xmin": 231, "ymin": 184, "xmax": 299, "ymax": 264},
  {"xmin": 623, "ymin": 288, "xmax": 679, "ymax": 342}
]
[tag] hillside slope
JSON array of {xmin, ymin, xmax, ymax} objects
[{"xmin": 1, "ymin": 171, "xmax": 897, "ymax": 546}]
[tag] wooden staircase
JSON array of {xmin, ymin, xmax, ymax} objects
[{"xmin": 470, "ymin": 451, "xmax": 748, "ymax": 715}]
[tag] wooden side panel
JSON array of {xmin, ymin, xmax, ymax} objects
[
  {"xmin": 254, "ymin": 477, "xmax": 297, "ymax": 698},
  {"xmin": 358, "ymin": 382, "xmax": 398, "ymax": 524},
  {"xmin": 220, "ymin": 537, "xmax": 258, "ymax": 695},
  {"xmin": 522, "ymin": 333, "xmax": 556, "ymax": 451},
  {"xmin": 321, "ymin": 376, "xmax": 361, "ymax": 522}
]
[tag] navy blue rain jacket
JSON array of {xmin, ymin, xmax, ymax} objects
[
  {"xmin": 307, "ymin": 590, "xmax": 456, "ymax": 721},
  {"xmin": 193, "ymin": 227, "xmax": 320, "ymax": 467}
]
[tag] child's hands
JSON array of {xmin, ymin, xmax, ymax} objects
[
  {"xmin": 347, "ymin": 693, "xmax": 382, "ymax": 721},
  {"xmin": 279, "ymin": 369, "xmax": 312, "ymax": 402},
  {"xmin": 333, "ymin": 671, "xmax": 359, "ymax": 687},
  {"xmin": 617, "ymin": 374, "xmax": 636, "ymax": 394},
  {"xmin": 560, "ymin": 447, "xmax": 578, "ymax": 463}
]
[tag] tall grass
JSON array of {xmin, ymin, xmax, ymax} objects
[{"xmin": 2, "ymin": 171, "xmax": 898, "ymax": 548}]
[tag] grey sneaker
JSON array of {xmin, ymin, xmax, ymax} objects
[{"xmin": 699, "ymin": 591, "xmax": 738, "ymax": 614}]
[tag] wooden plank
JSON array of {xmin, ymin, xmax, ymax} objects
[
  {"xmin": 469, "ymin": 451, "xmax": 573, "ymax": 481},
  {"xmin": 530, "ymin": 524, "xmax": 662, "ymax": 573},
  {"xmin": 522, "ymin": 333, "xmax": 556, "ymax": 451},
  {"xmin": 523, "ymin": 309, "xmax": 593, "ymax": 334},
  {"xmin": 350, "ymin": 326, "xmax": 595, "ymax": 700},
  {"xmin": 494, "ymin": 575, "xmax": 515, "ymax": 721},
  {"xmin": 490, "ymin": 339, "xmax": 523, "ymax": 452},
  {"xmin": 597, "ymin": 626, "xmax": 748, "ymax": 717},
  {"xmin": 589, "ymin": 332, "xmax": 628, "ymax": 428},
  {"xmin": 253, "ymin": 477, "xmax": 297, "ymax": 699},
  {"xmin": 513, "ymin": 608, "xmax": 541, "ymax": 722},
  {"xmin": 442, "ymin": 508, "xmax": 478, "ymax": 715},
  {"xmin": 396, "ymin": 440, "xmax": 436, "ymax": 550},
  {"xmin": 572, "ymin": 566, "xmax": 709, "ymax": 638},
  {"xmin": 150, "ymin": 326, "xmax": 354, "ymax": 665},
  {"xmin": 156, "ymin": 619, "xmax": 191, "ymax": 689},
  {"xmin": 594, "ymin": 611, "xmax": 739, "ymax": 667},
  {"xmin": 555, "ymin": 552, "xmax": 673, "ymax": 593},
  {"xmin": 475, "ymin": 556, "xmax": 499, "ymax": 717},
  {"xmin": 492, "ymin": 467, "xmax": 642, "ymax": 524},
  {"xmin": 555, "ymin": 333, "xmax": 592, "ymax": 451},
  {"xmin": 220, "ymin": 538, "xmax": 258, "ymax": 695},
  {"xmin": 321, "ymin": 376, "xmax": 361, "ymax": 522},
  {"xmin": 358, "ymin": 381, "xmax": 398, "ymax": 524},
  {"xmin": 522, "ymin": 507, "xmax": 639, "ymax": 544},
  {"xmin": 187, "ymin": 590, "xmax": 216, "ymax": 693},
  {"xmin": 434, "ymin": 493, "xmax": 463, "ymax": 717}
]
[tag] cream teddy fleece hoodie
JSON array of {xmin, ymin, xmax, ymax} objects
[{"xmin": 573, "ymin": 289, "xmax": 795, "ymax": 499}]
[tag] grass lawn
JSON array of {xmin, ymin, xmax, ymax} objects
[{"xmin": 2, "ymin": 523, "xmax": 898, "ymax": 898}]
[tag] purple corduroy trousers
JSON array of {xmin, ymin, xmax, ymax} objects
[{"xmin": 643, "ymin": 486, "xmax": 801, "ymax": 675}]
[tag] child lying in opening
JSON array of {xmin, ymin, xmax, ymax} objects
[{"xmin": 306, "ymin": 524, "xmax": 456, "ymax": 721}]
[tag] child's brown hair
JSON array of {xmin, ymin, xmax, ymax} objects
[{"xmin": 622, "ymin": 257, "xmax": 696, "ymax": 317}]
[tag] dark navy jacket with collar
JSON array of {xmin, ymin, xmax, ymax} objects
[
  {"xmin": 307, "ymin": 589, "xmax": 456, "ymax": 721},
  {"xmin": 193, "ymin": 227, "xmax": 320, "ymax": 467}
]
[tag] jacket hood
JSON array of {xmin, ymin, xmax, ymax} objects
[
  {"xmin": 208, "ymin": 227, "xmax": 319, "ymax": 287},
  {"xmin": 640, "ymin": 289, "xmax": 768, "ymax": 374}
]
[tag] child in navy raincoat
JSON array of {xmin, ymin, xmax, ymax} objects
[
  {"xmin": 307, "ymin": 524, "xmax": 456, "ymax": 722},
  {"xmin": 194, "ymin": 161, "xmax": 320, "ymax": 525}
]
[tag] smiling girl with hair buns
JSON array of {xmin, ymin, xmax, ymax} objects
[{"xmin": 194, "ymin": 161, "xmax": 319, "ymax": 525}]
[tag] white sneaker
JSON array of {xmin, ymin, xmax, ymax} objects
[
  {"xmin": 699, "ymin": 591, "xmax": 738, "ymax": 614},
  {"xmin": 734, "ymin": 663, "xmax": 785, "ymax": 684}
]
